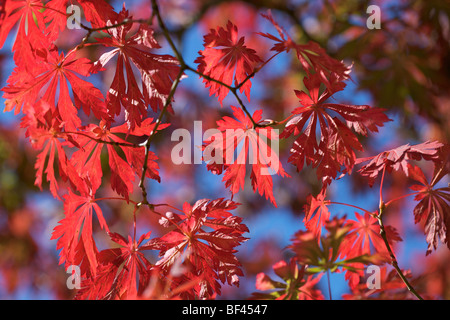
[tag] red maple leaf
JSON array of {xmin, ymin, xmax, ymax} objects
[
  {"xmin": 253, "ymin": 258, "xmax": 324, "ymax": 300},
  {"xmin": 343, "ymin": 266, "xmax": 418, "ymax": 300},
  {"xmin": 303, "ymin": 190, "xmax": 330, "ymax": 239},
  {"xmin": 259, "ymin": 10, "xmax": 351, "ymax": 87},
  {"xmin": 51, "ymin": 190, "xmax": 109, "ymax": 277},
  {"xmin": 45, "ymin": 0, "xmax": 116, "ymax": 40},
  {"xmin": 357, "ymin": 140, "xmax": 444, "ymax": 186},
  {"xmin": 20, "ymin": 101, "xmax": 86, "ymax": 199},
  {"xmin": 69, "ymin": 118, "xmax": 169, "ymax": 199},
  {"xmin": 0, "ymin": 0, "xmax": 46, "ymax": 50},
  {"xmin": 340, "ymin": 212, "xmax": 402, "ymax": 288},
  {"xmin": 154, "ymin": 198, "xmax": 249, "ymax": 299},
  {"xmin": 281, "ymin": 72, "xmax": 391, "ymax": 188},
  {"xmin": 409, "ymin": 164, "xmax": 450, "ymax": 255},
  {"xmin": 203, "ymin": 106, "xmax": 290, "ymax": 206},
  {"xmin": 75, "ymin": 231, "xmax": 161, "ymax": 300},
  {"xmin": 2, "ymin": 43, "xmax": 109, "ymax": 131},
  {"xmin": 195, "ymin": 20, "xmax": 263, "ymax": 106},
  {"xmin": 92, "ymin": 6, "xmax": 183, "ymax": 129}
]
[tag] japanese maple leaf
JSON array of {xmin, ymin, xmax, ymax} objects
[
  {"xmin": 44, "ymin": 0, "xmax": 116, "ymax": 40},
  {"xmin": 259, "ymin": 10, "xmax": 351, "ymax": 88},
  {"xmin": 290, "ymin": 216, "xmax": 384, "ymax": 276},
  {"xmin": 44, "ymin": 0, "xmax": 76, "ymax": 39},
  {"xmin": 253, "ymin": 258, "xmax": 324, "ymax": 300},
  {"xmin": 2, "ymin": 44, "xmax": 108, "ymax": 131},
  {"xmin": 203, "ymin": 106, "xmax": 289, "ymax": 207},
  {"xmin": 357, "ymin": 140, "xmax": 444, "ymax": 186},
  {"xmin": 281, "ymin": 72, "xmax": 391, "ymax": 189},
  {"xmin": 75, "ymin": 231, "xmax": 160, "ymax": 300},
  {"xmin": 340, "ymin": 212, "xmax": 402, "ymax": 288},
  {"xmin": 409, "ymin": 164, "xmax": 450, "ymax": 255},
  {"xmin": 51, "ymin": 190, "xmax": 109, "ymax": 277},
  {"xmin": 343, "ymin": 267, "xmax": 417, "ymax": 300},
  {"xmin": 69, "ymin": 118, "xmax": 169, "ymax": 199},
  {"xmin": 138, "ymin": 266, "xmax": 203, "ymax": 300},
  {"xmin": 92, "ymin": 6, "xmax": 183, "ymax": 129},
  {"xmin": 0, "ymin": 0, "xmax": 54, "ymax": 71},
  {"xmin": 20, "ymin": 101, "xmax": 86, "ymax": 199},
  {"xmin": 303, "ymin": 190, "xmax": 330, "ymax": 239},
  {"xmin": 195, "ymin": 20, "xmax": 263, "ymax": 106},
  {"xmin": 0, "ymin": 0, "xmax": 46, "ymax": 50},
  {"xmin": 154, "ymin": 198, "xmax": 249, "ymax": 299}
]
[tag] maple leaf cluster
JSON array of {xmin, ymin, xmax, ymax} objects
[
  {"xmin": 0, "ymin": 0, "xmax": 248, "ymax": 299},
  {"xmin": 0, "ymin": 0, "xmax": 448, "ymax": 300}
]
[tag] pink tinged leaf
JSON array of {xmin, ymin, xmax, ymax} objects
[{"xmin": 357, "ymin": 141, "xmax": 444, "ymax": 186}]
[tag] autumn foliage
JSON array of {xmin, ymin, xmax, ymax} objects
[{"xmin": 0, "ymin": 0, "xmax": 449, "ymax": 300}]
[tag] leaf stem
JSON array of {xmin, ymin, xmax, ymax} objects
[
  {"xmin": 327, "ymin": 201, "xmax": 375, "ymax": 216},
  {"xmin": 384, "ymin": 192, "xmax": 419, "ymax": 207},
  {"xmin": 151, "ymin": 0, "xmax": 185, "ymax": 66},
  {"xmin": 379, "ymin": 165, "xmax": 386, "ymax": 206},
  {"xmin": 94, "ymin": 197, "xmax": 136, "ymax": 204},
  {"xmin": 376, "ymin": 205, "xmax": 424, "ymax": 300},
  {"xmin": 326, "ymin": 269, "xmax": 332, "ymax": 300},
  {"xmin": 138, "ymin": 68, "xmax": 184, "ymax": 203}
]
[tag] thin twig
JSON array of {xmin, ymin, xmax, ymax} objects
[
  {"xmin": 326, "ymin": 269, "xmax": 332, "ymax": 300},
  {"xmin": 377, "ymin": 205, "xmax": 424, "ymax": 300},
  {"xmin": 151, "ymin": 0, "xmax": 185, "ymax": 66},
  {"xmin": 138, "ymin": 68, "xmax": 185, "ymax": 204},
  {"xmin": 327, "ymin": 201, "xmax": 376, "ymax": 217},
  {"xmin": 330, "ymin": 198, "xmax": 424, "ymax": 299},
  {"xmin": 137, "ymin": 1, "xmax": 188, "ymax": 204}
]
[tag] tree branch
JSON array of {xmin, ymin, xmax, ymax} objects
[{"xmin": 138, "ymin": 68, "xmax": 185, "ymax": 204}]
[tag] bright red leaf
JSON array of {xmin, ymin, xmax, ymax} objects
[
  {"xmin": 340, "ymin": 212, "xmax": 402, "ymax": 288},
  {"xmin": 203, "ymin": 106, "xmax": 290, "ymax": 206},
  {"xmin": 281, "ymin": 72, "xmax": 391, "ymax": 189},
  {"xmin": 51, "ymin": 190, "xmax": 109, "ymax": 277},
  {"xmin": 2, "ymin": 43, "xmax": 109, "ymax": 131},
  {"xmin": 303, "ymin": 190, "xmax": 330, "ymax": 239},
  {"xmin": 195, "ymin": 20, "xmax": 263, "ymax": 106},
  {"xmin": 92, "ymin": 6, "xmax": 183, "ymax": 129},
  {"xmin": 69, "ymin": 118, "xmax": 168, "ymax": 199},
  {"xmin": 20, "ymin": 100, "xmax": 86, "ymax": 198},
  {"xmin": 0, "ymin": 0, "xmax": 46, "ymax": 50},
  {"xmin": 154, "ymin": 198, "xmax": 249, "ymax": 299},
  {"xmin": 75, "ymin": 231, "xmax": 160, "ymax": 300}
]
